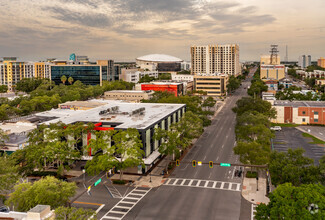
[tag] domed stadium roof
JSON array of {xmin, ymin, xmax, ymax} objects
[{"xmin": 136, "ymin": 54, "xmax": 183, "ymax": 62}]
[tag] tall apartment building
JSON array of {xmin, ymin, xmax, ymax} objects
[
  {"xmin": 191, "ymin": 44, "xmax": 240, "ymax": 76},
  {"xmin": 0, "ymin": 57, "xmax": 51, "ymax": 91},
  {"xmin": 298, "ymin": 55, "xmax": 311, "ymax": 68},
  {"xmin": 318, "ymin": 57, "xmax": 325, "ymax": 68}
]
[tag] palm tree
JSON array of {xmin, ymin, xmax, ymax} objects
[
  {"xmin": 61, "ymin": 75, "xmax": 67, "ymax": 85},
  {"xmin": 68, "ymin": 77, "xmax": 74, "ymax": 85}
]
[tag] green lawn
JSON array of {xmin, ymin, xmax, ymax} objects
[
  {"xmin": 302, "ymin": 133, "xmax": 325, "ymax": 145},
  {"xmin": 271, "ymin": 123, "xmax": 299, "ymax": 127}
]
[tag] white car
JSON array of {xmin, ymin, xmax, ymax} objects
[{"xmin": 270, "ymin": 126, "xmax": 282, "ymax": 131}]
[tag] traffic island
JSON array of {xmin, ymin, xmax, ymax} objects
[{"xmin": 242, "ymin": 175, "xmax": 270, "ymax": 205}]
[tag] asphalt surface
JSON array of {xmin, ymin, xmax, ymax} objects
[
  {"xmin": 272, "ymin": 127, "xmax": 325, "ymax": 165},
  {"xmin": 123, "ymin": 68, "xmax": 257, "ymax": 220}
]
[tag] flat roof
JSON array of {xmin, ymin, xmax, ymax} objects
[
  {"xmin": 274, "ymin": 100, "xmax": 325, "ymax": 108},
  {"xmin": 105, "ymin": 90, "xmax": 147, "ymax": 94},
  {"xmin": 36, "ymin": 100, "xmax": 185, "ymax": 130},
  {"xmin": 0, "ymin": 122, "xmax": 37, "ymax": 134}
]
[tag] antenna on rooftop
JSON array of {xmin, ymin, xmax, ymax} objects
[{"xmin": 270, "ymin": 45, "xmax": 279, "ymax": 65}]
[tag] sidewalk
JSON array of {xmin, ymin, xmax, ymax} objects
[{"xmin": 242, "ymin": 177, "xmax": 270, "ymax": 205}]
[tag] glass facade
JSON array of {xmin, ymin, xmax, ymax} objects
[{"xmin": 51, "ymin": 65, "xmax": 101, "ymax": 85}]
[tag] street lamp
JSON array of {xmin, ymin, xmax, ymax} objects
[{"xmin": 149, "ymin": 171, "xmax": 152, "ymax": 183}]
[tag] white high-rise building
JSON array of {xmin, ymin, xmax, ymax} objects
[
  {"xmin": 191, "ymin": 44, "xmax": 240, "ymax": 76},
  {"xmin": 298, "ymin": 55, "xmax": 311, "ymax": 68}
]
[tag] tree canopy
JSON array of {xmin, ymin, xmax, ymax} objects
[
  {"xmin": 55, "ymin": 207, "xmax": 96, "ymax": 220},
  {"xmin": 269, "ymin": 148, "xmax": 322, "ymax": 186},
  {"xmin": 232, "ymin": 97, "xmax": 276, "ymax": 119},
  {"xmin": 86, "ymin": 128, "xmax": 144, "ymax": 180},
  {"xmin": 5, "ymin": 176, "xmax": 77, "ymax": 212},
  {"xmin": 255, "ymin": 183, "xmax": 325, "ymax": 219},
  {"xmin": 0, "ymin": 155, "xmax": 20, "ymax": 193}
]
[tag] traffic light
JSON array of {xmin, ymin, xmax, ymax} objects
[
  {"xmin": 192, "ymin": 160, "xmax": 196, "ymax": 167},
  {"xmin": 176, "ymin": 159, "xmax": 180, "ymax": 166},
  {"xmin": 209, "ymin": 161, "xmax": 213, "ymax": 168}
]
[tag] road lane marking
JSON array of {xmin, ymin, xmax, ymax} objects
[
  {"xmin": 73, "ymin": 201, "xmax": 102, "ymax": 206},
  {"xmin": 164, "ymin": 178, "xmax": 241, "ymax": 192},
  {"xmin": 222, "ymin": 144, "xmax": 224, "ymax": 149},
  {"xmin": 96, "ymin": 204, "xmax": 105, "ymax": 214}
]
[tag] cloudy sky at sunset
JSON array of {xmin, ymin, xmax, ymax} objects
[{"xmin": 0, "ymin": 0, "xmax": 324, "ymax": 62}]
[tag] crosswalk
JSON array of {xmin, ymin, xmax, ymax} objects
[
  {"xmin": 251, "ymin": 204, "xmax": 257, "ymax": 220},
  {"xmin": 104, "ymin": 184, "xmax": 123, "ymax": 198},
  {"xmin": 101, "ymin": 187, "xmax": 151, "ymax": 220},
  {"xmin": 164, "ymin": 178, "xmax": 241, "ymax": 192}
]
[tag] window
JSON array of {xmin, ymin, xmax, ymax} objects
[
  {"xmin": 314, "ymin": 111, "xmax": 318, "ymax": 115},
  {"xmin": 302, "ymin": 111, "xmax": 305, "ymax": 115},
  {"xmin": 302, "ymin": 118, "xmax": 305, "ymax": 122},
  {"xmin": 314, "ymin": 119, "xmax": 318, "ymax": 122}
]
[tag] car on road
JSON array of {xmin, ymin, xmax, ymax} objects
[
  {"xmin": 0, "ymin": 206, "xmax": 10, "ymax": 213},
  {"xmin": 270, "ymin": 126, "xmax": 282, "ymax": 131}
]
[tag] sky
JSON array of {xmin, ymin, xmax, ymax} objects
[{"xmin": 0, "ymin": 0, "xmax": 324, "ymax": 62}]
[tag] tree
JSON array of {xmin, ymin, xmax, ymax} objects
[
  {"xmin": 232, "ymin": 97, "xmax": 276, "ymax": 119},
  {"xmin": 247, "ymin": 79, "xmax": 268, "ymax": 97},
  {"xmin": 255, "ymin": 183, "xmax": 325, "ymax": 219},
  {"xmin": 233, "ymin": 141, "xmax": 270, "ymax": 166},
  {"xmin": 0, "ymin": 155, "xmax": 20, "ymax": 193},
  {"xmin": 227, "ymin": 75, "xmax": 241, "ymax": 93},
  {"xmin": 13, "ymin": 123, "xmax": 84, "ymax": 175},
  {"xmin": 319, "ymin": 155, "xmax": 325, "ymax": 179},
  {"xmin": 68, "ymin": 76, "xmax": 74, "ymax": 85},
  {"xmin": 0, "ymin": 127, "xmax": 9, "ymax": 150},
  {"xmin": 5, "ymin": 176, "xmax": 77, "ymax": 212},
  {"xmin": 55, "ymin": 207, "xmax": 96, "ymax": 220},
  {"xmin": 138, "ymin": 75, "xmax": 155, "ymax": 83},
  {"xmin": 269, "ymin": 148, "xmax": 322, "ymax": 186},
  {"xmin": 202, "ymin": 97, "xmax": 216, "ymax": 109},
  {"xmin": 0, "ymin": 85, "xmax": 8, "ymax": 93},
  {"xmin": 61, "ymin": 75, "xmax": 67, "ymax": 85},
  {"xmin": 154, "ymin": 126, "xmax": 182, "ymax": 171},
  {"xmin": 86, "ymin": 129, "xmax": 144, "ymax": 180},
  {"xmin": 15, "ymin": 78, "xmax": 45, "ymax": 93}
]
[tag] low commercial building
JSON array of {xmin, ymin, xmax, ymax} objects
[
  {"xmin": 0, "ymin": 205, "xmax": 54, "ymax": 220},
  {"xmin": 138, "ymin": 82, "xmax": 184, "ymax": 96},
  {"xmin": 120, "ymin": 68, "xmax": 158, "ymax": 83},
  {"xmin": 316, "ymin": 79, "xmax": 325, "ymax": 86},
  {"xmin": 279, "ymin": 78, "xmax": 293, "ymax": 89},
  {"xmin": 35, "ymin": 100, "xmax": 186, "ymax": 173},
  {"xmin": 297, "ymin": 70, "xmax": 325, "ymax": 78},
  {"xmin": 0, "ymin": 121, "xmax": 37, "ymax": 153},
  {"xmin": 103, "ymin": 90, "xmax": 154, "ymax": 102},
  {"xmin": 193, "ymin": 73, "xmax": 228, "ymax": 96},
  {"xmin": 265, "ymin": 80, "xmax": 278, "ymax": 91},
  {"xmin": 271, "ymin": 100, "xmax": 325, "ymax": 125}
]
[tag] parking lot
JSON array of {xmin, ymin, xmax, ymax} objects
[{"xmin": 272, "ymin": 127, "xmax": 325, "ymax": 165}]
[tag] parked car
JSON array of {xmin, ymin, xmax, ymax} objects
[
  {"xmin": 270, "ymin": 126, "xmax": 282, "ymax": 131},
  {"xmin": 0, "ymin": 206, "xmax": 10, "ymax": 212}
]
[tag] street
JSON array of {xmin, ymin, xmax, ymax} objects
[{"xmin": 123, "ymin": 68, "xmax": 256, "ymax": 220}]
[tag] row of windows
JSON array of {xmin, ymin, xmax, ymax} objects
[{"xmin": 196, "ymin": 87, "xmax": 220, "ymax": 90}]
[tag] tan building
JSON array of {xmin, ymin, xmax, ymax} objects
[
  {"xmin": 193, "ymin": 74, "xmax": 228, "ymax": 96},
  {"xmin": 103, "ymin": 90, "xmax": 154, "ymax": 102},
  {"xmin": 260, "ymin": 54, "xmax": 285, "ymax": 81},
  {"xmin": 260, "ymin": 65, "xmax": 285, "ymax": 81},
  {"xmin": 191, "ymin": 44, "xmax": 240, "ymax": 76},
  {"xmin": 316, "ymin": 79, "xmax": 325, "ymax": 86},
  {"xmin": 318, "ymin": 57, "xmax": 325, "ymax": 68}
]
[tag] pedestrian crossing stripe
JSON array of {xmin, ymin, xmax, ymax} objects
[
  {"xmin": 100, "ymin": 187, "xmax": 151, "ymax": 220},
  {"xmin": 164, "ymin": 178, "xmax": 241, "ymax": 192}
]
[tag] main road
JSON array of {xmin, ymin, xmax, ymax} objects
[{"xmin": 124, "ymin": 68, "xmax": 256, "ymax": 220}]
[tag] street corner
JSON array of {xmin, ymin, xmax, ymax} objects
[{"xmin": 241, "ymin": 177, "xmax": 270, "ymax": 205}]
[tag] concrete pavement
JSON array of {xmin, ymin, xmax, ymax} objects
[
  {"xmin": 296, "ymin": 126, "xmax": 325, "ymax": 142},
  {"xmin": 242, "ymin": 176, "xmax": 269, "ymax": 205}
]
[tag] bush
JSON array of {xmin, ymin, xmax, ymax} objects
[
  {"xmin": 112, "ymin": 180, "xmax": 126, "ymax": 185},
  {"xmin": 246, "ymin": 171, "xmax": 258, "ymax": 178}
]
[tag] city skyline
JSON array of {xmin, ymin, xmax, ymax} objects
[{"xmin": 0, "ymin": 0, "xmax": 324, "ymax": 62}]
